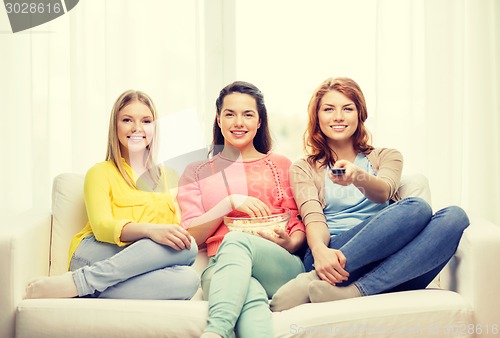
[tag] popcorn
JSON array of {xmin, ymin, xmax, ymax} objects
[{"xmin": 224, "ymin": 208, "xmax": 290, "ymax": 237}]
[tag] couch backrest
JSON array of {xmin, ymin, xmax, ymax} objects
[{"xmin": 50, "ymin": 173, "xmax": 87, "ymax": 276}]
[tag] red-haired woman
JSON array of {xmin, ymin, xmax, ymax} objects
[{"xmin": 270, "ymin": 77, "xmax": 470, "ymax": 311}]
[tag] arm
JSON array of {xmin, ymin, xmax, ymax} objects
[
  {"xmin": 120, "ymin": 222, "xmax": 192, "ymax": 250},
  {"xmin": 85, "ymin": 164, "xmax": 191, "ymax": 250},
  {"xmin": 290, "ymin": 160, "xmax": 349, "ymax": 283},
  {"xmin": 84, "ymin": 165, "xmax": 133, "ymax": 246},
  {"xmin": 332, "ymin": 149, "xmax": 403, "ymax": 203},
  {"xmin": 259, "ymin": 155, "xmax": 306, "ymax": 253},
  {"xmin": 331, "ymin": 161, "xmax": 392, "ymax": 203},
  {"xmin": 178, "ymin": 162, "xmax": 230, "ymax": 245}
]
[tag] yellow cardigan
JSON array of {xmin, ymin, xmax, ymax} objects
[{"xmin": 67, "ymin": 159, "xmax": 178, "ymax": 268}]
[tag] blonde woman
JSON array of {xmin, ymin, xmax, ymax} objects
[{"xmin": 26, "ymin": 90, "xmax": 199, "ymax": 300}]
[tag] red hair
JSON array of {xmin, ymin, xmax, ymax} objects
[{"xmin": 304, "ymin": 77, "xmax": 373, "ymax": 168}]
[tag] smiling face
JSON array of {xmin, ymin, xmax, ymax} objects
[
  {"xmin": 117, "ymin": 100, "xmax": 155, "ymax": 162},
  {"xmin": 217, "ymin": 92, "xmax": 261, "ymax": 155},
  {"xmin": 318, "ymin": 90, "xmax": 359, "ymax": 147}
]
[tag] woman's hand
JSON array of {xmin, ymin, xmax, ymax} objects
[
  {"xmin": 312, "ymin": 245, "xmax": 349, "ymax": 285},
  {"xmin": 258, "ymin": 228, "xmax": 297, "ymax": 252},
  {"xmin": 328, "ymin": 159, "xmax": 361, "ymax": 186},
  {"xmin": 146, "ymin": 224, "xmax": 193, "ymax": 251},
  {"xmin": 230, "ymin": 194, "xmax": 271, "ymax": 217},
  {"xmin": 329, "ymin": 159, "xmax": 392, "ymax": 203}
]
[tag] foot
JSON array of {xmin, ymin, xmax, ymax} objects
[
  {"xmin": 270, "ymin": 270, "xmax": 320, "ymax": 312},
  {"xmin": 308, "ymin": 280, "xmax": 361, "ymax": 303},
  {"xmin": 25, "ymin": 272, "xmax": 78, "ymax": 299}
]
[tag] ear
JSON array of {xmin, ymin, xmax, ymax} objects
[
  {"xmin": 217, "ymin": 115, "xmax": 221, "ymax": 128},
  {"xmin": 257, "ymin": 119, "xmax": 261, "ymax": 129}
]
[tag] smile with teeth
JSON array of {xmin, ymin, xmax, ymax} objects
[
  {"xmin": 231, "ymin": 131, "xmax": 247, "ymax": 136},
  {"xmin": 331, "ymin": 125, "xmax": 347, "ymax": 131},
  {"xmin": 128, "ymin": 135, "xmax": 146, "ymax": 142}
]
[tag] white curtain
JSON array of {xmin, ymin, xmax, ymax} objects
[
  {"xmin": 228, "ymin": 0, "xmax": 500, "ymax": 223},
  {"xmin": 0, "ymin": 0, "xmax": 208, "ymax": 216},
  {"xmin": 1, "ymin": 0, "xmax": 499, "ymax": 225}
]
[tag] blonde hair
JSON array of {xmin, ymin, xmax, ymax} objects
[
  {"xmin": 305, "ymin": 77, "xmax": 373, "ymax": 168},
  {"xmin": 106, "ymin": 90, "xmax": 161, "ymax": 189}
]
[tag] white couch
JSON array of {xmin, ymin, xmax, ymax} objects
[{"xmin": 1, "ymin": 173, "xmax": 499, "ymax": 338}]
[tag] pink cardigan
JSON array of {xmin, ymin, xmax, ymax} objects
[{"xmin": 178, "ymin": 152, "xmax": 305, "ymax": 257}]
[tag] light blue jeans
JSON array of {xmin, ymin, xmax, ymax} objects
[
  {"xmin": 69, "ymin": 235, "xmax": 199, "ymax": 299},
  {"xmin": 201, "ymin": 231, "xmax": 305, "ymax": 338},
  {"xmin": 303, "ymin": 197, "xmax": 470, "ymax": 295}
]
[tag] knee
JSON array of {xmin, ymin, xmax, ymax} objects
[
  {"xmin": 176, "ymin": 266, "xmax": 201, "ymax": 300},
  {"xmin": 224, "ymin": 230, "xmax": 249, "ymax": 243},
  {"xmin": 403, "ymin": 197, "xmax": 433, "ymax": 218},
  {"xmin": 219, "ymin": 231, "xmax": 252, "ymax": 252},
  {"xmin": 185, "ymin": 237, "xmax": 198, "ymax": 265},
  {"xmin": 437, "ymin": 205, "xmax": 470, "ymax": 232}
]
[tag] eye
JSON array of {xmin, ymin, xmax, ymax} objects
[
  {"xmin": 344, "ymin": 107, "xmax": 354, "ymax": 112},
  {"xmin": 244, "ymin": 112, "xmax": 255, "ymax": 118},
  {"xmin": 143, "ymin": 119, "xmax": 153, "ymax": 124},
  {"xmin": 122, "ymin": 118, "xmax": 132, "ymax": 123},
  {"xmin": 324, "ymin": 107, "xmax": 333, "ymax": 112}
]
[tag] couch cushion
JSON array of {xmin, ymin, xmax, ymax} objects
[
  {"xmin": 50, "ymin": 173, "xmax": 87, "ymax": 276},
  {"xmin": 16, "ymin": 289, "xmax": 473, "ymax": 338},
  {"xmin": 273, "ymin": 289, "xmax": 474, "ymax": 338}
]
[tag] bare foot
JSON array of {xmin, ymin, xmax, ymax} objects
[{"xmin": 25, "ymin": 272, "xmax": 78, "ymax": 299}]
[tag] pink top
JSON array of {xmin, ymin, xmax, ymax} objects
[{"xmin": 178, "ymin": 152, "xmax": 305, "ymax": 257}]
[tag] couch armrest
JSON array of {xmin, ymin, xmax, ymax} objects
[
  {"xmin": 0, "ymin": 211, "xmax": 51, "ymax": 338},
  {"xmin": 440, "ymin": 217, "xmax": 500, "ymax": 333}
]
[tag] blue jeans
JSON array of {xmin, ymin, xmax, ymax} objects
[
  {"xmin": 201, "ymin": 231, "xmax": 305, "ymax": 338},
  {"xmin": 303, "ymin": 197, "xmax": 469, "ymax": 295},
  {"xmin": 69, "ymin": 235, "xmax": 199, "ymax": 299}
]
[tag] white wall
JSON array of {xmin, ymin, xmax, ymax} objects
[{"xmin": 0, "ymin": 0, "xmax": 207, "ymax": 215}]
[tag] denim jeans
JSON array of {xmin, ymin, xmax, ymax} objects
[
  {"xmin": 201, "ymin": 231, "xmax": 305, "ymax": 338},
  {"xmin": 69, "ymin": 235, "xmax": 199, "ymax": 299},
  {"xmin": 303, "ymin": 197, "xmax": 470, "ymax": 295}
]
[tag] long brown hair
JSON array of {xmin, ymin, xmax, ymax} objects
[
  {"xmin": 304, "ymin": 77, "xmax": 373, "ymax": 168},
  {"xmin": 106, "ymin": 90, "xmax": 160, "ymax": 188}
]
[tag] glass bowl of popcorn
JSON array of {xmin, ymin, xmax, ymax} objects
[{"xmin": 224, "ymin": 208, "xmax": 290, "ymax": 237}]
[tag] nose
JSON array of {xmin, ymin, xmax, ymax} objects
[
  {"xmin": 132, "ymin": 121, "xmax": 143, "ymax": 133},
  {"xmin": 332, "ymin": 109, "xmax": 344, "ymax": 121},
  {"xmin": 234, "ymin": 114, "xmax": 244, "ymax": 126}
]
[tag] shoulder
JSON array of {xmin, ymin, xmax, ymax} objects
[
  {"xmin": 291, "ymin": 157, "xmax": 316, "ymax": 172},
  {"xmin": 266, "ymin": 152, "xmax": 292, "ymax": 166},
  {"xmin": 86, "ymin": 161, "xmax": 116, "ymax": 177},
  {"xmin": 180, "ymin": 159, "xmax": 213, "ymax": 182},
  {"xmin": 84, "ymin": 161, "xmax": 118, "ymax": 190},
  {"xmin": 292, "ymin": 157, "xmax": 309, "ymax": 167}
]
